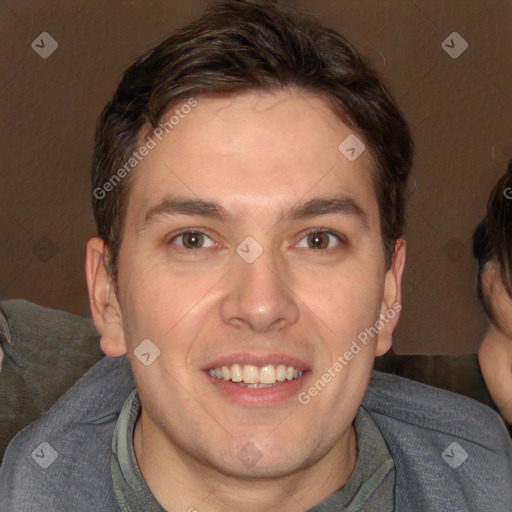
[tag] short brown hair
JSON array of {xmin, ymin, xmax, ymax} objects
[{"xmin": 91, "ymin": 0, "xmax": 414, "ymax": 284}]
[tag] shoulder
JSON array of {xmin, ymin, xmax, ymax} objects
[
  {"xmin": 364, "ymin": 369, "xmax": 510, "ymax": 442},
  {"xmin": 362, "ymin": 370, "xmax": 512, "ymax": 510},
  {"xmin": 0, "ymin": 355, "xmax": 134, "ymax": 510},
  {"xmin": 1, "ymin": 298, "xmax": 99, "ymax": 340},
  {"xmin": 0, "ymin": 299, "xmax": 105, "ymax": 458}
]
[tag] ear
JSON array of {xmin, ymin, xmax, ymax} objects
[
  {"xmin": 85, "ymin": 237, "xmax": 127, "ymax": 357},
  {"xmin": 375, "ymin": 238, "xmax": 406, "ymax": 356}
]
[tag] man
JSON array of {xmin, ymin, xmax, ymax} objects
[
  {"xmin": 473, "ymin": 160, "xmax": 512, "ymax": 427},
  {"xmin": 1, "ymin": 1, "xmax": 511, "ymax": 510}
]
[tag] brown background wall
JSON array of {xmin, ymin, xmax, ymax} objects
[{"xmin": 0, "ymin": 0, "xmax": 510, "ymax": 354}]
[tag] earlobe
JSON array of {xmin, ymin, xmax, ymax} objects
[
  {"xmin": 375, "ymin": 238, "xmax": 406, "ymax": 356},
  {"xmin": 85, "ymin": 237, "xmax": 127, "ymax": 357}
]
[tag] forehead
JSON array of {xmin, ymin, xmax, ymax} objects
[{"xmin": 127, "ymin": 88, "xmax": 379, "ymax": 229}]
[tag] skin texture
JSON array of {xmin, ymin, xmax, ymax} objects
[
  {"xmin": 86, "ymin": 88, "xmax": 405, "ymax": 511},
  {"xmin": 478, "ymin": 260, "xmax": 512, "ymax": 425}
]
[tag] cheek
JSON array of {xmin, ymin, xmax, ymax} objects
[
  {"xmin": 119, "ymin": 256, "xmax": 221, "ymax": 360},
  {"xmin": 118, "ymin": 256, "xmax": 185, "ymax": 343},
  {"xmin": 303, "ymin": 264, "xmax": 383, "ymax": 333}
]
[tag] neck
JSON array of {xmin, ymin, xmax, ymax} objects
[{"xmin": 133, "ymin": 410, "xmax": 358, "ymax": 512}]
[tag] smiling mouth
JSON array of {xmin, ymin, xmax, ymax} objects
[{"xmin": 207, "ymin": 363, "xmax": 304, "ymax": 388}]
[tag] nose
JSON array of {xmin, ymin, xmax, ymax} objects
[{"xmin": 220, "ymin": 245, "xmax": 300, "ymax": 333}]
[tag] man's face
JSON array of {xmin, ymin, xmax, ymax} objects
[{"xmin": 90, "ymin": 88, "xmax": 404, "ymax": 477}]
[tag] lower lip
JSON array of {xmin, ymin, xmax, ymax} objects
[{"xmin": 204, "ymin": 371, "xmax": 311, "ymax": 407}]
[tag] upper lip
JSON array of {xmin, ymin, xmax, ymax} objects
[{"xmin": 201, "ymin": 352, "xmax": 312, "ymax": 371}]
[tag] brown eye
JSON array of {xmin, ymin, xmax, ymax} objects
[
  {"xmin": 170, "ymin": 230, "xmax": 215, "ymax": 250},
  {"xmin": 182, "ymin": 232, "xmax": 204, "ymax": 249},
  {"xmin": 307, "ymin": 231, "xmax": 330, "ymax": 249},
  {"xmin": 296, "ymin": 229, "xmax": 343, "ymax": 250}
]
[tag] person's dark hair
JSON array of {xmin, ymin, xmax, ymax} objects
[
  {"xmin": 473, "ymin": 158, "xmax": 512, "ymax": 327},
  {"xmin": 91, "ymin": 0, "xmax": 414, "ymax": 286}
]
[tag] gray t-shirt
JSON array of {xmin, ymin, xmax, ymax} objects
[{"xmin": 111, "ymin": 389, "xmax": 395, "ymax": 511}]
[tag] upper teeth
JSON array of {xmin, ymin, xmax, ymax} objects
[{"xmin": 207, "ymin": 364, "xmax": 303, "ymax": 384}]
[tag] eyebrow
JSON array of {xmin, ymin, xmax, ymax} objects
[
  {"xmin": 140, "ymin": 194, "xmax": 368, "ymax": 229},
  {"xmin": 284, "ymin": 196, "xmax": 367, "ymax": 226}
]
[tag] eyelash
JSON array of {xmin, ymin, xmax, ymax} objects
[{"xmin": 167, "ymin": 228, "xmax": 346, "ymax": 252}]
